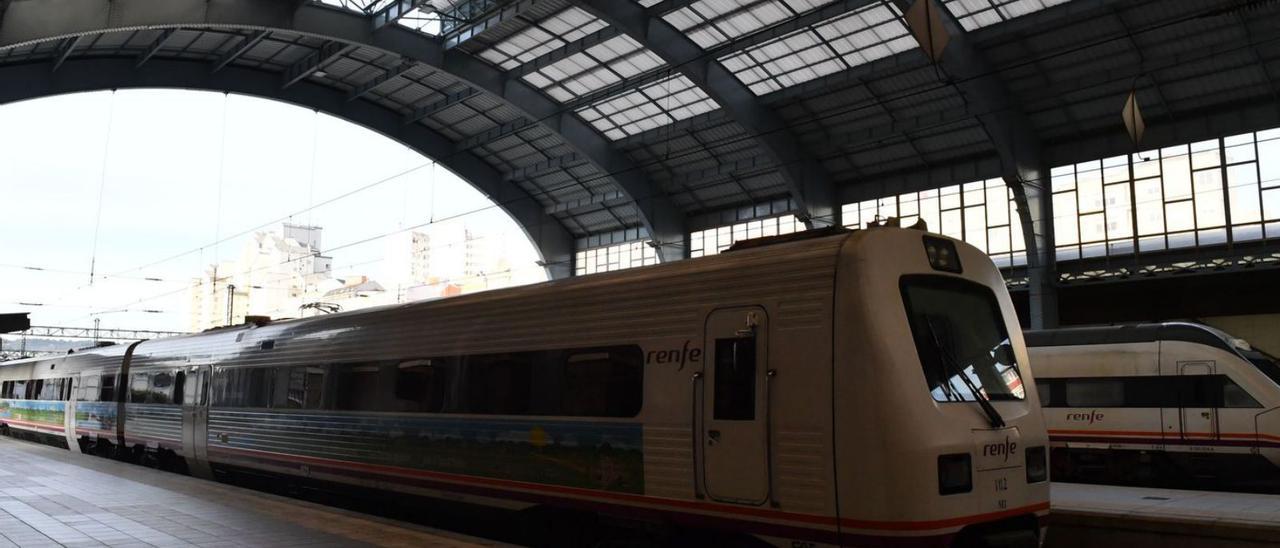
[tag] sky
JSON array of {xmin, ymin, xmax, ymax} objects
[{"xmin": 0, "ymin": 89, "xmax": 544, "ymax": 333}]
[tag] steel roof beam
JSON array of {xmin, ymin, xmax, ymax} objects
[
  {"xmin": 442, "ymin": 0, "xmax": 539, "ymax": 50},
  {"xmin": 890, "ymin": 0, "xmax": 1056, "ymax": 326},
  {"xmin": 135, "ymin": 28, "xmax": 176, "ymax": 69},
  {"xmin": 509, "ymin": 26, "xmax": 623, "ymax": 78},
  {"xmin": 51, "ymin": 35, "xmax": 81, "ymax": 72},
  {"xmin": 282, "ymin": 39, "xmax": 355, "ymax": 89},
  {"xmin": 347, "ymin": 60, "xmax": 413, "ymax": 101},
  {"xmin": 575, "ymin": 0, "xmax": 836, "ymax": 227},
  {"xmin": 211, "ymin": 30, "xmax": 269, "ymax": 74},
  {"xmin": 506, "ymin": 152, "xmax": 587, "ymax": 182},
  {"xmin": 371, "ymin": 0, "xmax": 428, "ymax": 30},
  {"xmin": 403, "ymin": 86, "xmax": 481, "ymax": 124}
]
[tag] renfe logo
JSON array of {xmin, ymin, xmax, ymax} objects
[
  {"xmin": 1065, "ymin": 410, "xmax": 1105, "ymax": 424},
  {"xmin": 983, "ymin": 436, "xmax": 1018, "ymax": 463},
  {"xmin": 646, "ymin": 340, "xmax": 702, "ymax": 371}
]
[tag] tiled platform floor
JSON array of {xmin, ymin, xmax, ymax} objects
[
  {"xmin": 1048, "ymin": 482, "xmax": 1280, "ymax": 548},
  {"xmin": 0, "ymin": 437, "xmax": 508, "ymax": 548}
]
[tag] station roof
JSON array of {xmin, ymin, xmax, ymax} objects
[{"xmin": 0, "ymin": 0, "xmax": 1276, "ymax": 255}]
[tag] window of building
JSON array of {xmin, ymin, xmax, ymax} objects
[
  {"xmin": 1051, "ymin": 128, "xmax": 1280, "ymax": 261},
  {"xmin": 691, "ymin": 214, "xmax": 807, "ymax": 258},
  {"xmin": 843, "ymin": 178, "xmax": 1027, "ymax": 267},
  {"xmin": 574, "ymin": 240, "xmax": 659, "ymax": 275}
]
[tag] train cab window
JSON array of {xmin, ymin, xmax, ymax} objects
[
  {"xmin": 713, "ymin": 336, "xmax": 757, "ymax": 421},
  {"xmin": 900, "ymin": 276, "xmax": 1025, "ymax": 403},
  {"xmin": 1222, "ymin": 378, "xmax": 1261, "ymax": 408},
  {"xmin": 100, "ymin": 375, "xmax": 116, "ymax": 402},
  {"xmin": 562, "ymin": 348, "xmax": 643, "ymax": 417},
  {"xmin": 396, "ymin": 360, "xmax": 453, "ymax": 413},
  {"xmin": 1065, "ymin": 379, "xmax": 1124, "ymax": 407}
]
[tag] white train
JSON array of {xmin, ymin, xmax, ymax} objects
[
  {"xmin": 1026, "ymin": 322, "xmax": 1280, "ymax": 488},
  {"xmin": 0, "ymin": 227, "xmax": 1049, "ymax": 547}
]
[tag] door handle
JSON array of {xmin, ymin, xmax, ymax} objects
[{"xmin": 707, "ymin": 429, "xmax": 721, "ymax": 446}]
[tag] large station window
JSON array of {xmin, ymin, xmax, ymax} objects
[
  {"xmin": 574, "ymin": 240, "xmax": 658, "ymax": 275},
  {"xmin": 691, "ymin": 214, "xmax": 806, "ymax": 258},
  {"xmin": 843, "ymin": 178, "xmax": 1027, "ymax": 268},
  {"xmin": 1051, "ymin": 128, "xmax": 1280, "ymax": 261}
]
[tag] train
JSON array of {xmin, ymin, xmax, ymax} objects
[
  {"xmin": 1027, "ymin": 322, "xmax": 1280, "ymax": 490},
  {"xmin": 0, "ymin": 226, "xmax": 1050, "ymax": 547}
]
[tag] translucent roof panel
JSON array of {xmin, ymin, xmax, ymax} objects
[
  {"xmin": 576, "ymin": 75, "xmax": 721, "ymax": 140},
  {"xmin": 521, "ymin": 35, "xmax": 666, "ymax": 103},
  {"xmin": 718, "ymin": 2, "xmax": 915, "ymax": 95},
  {"xmin": 943, "ymin": 0, "xmax": 1071, "ymax": 31},
  {"xmin": 476, "ymin": 7, "xmax": 610, "ymax": 70},
  {"xmin": 665, "ymin": 0, "xmax": 835, "ymax": 49}
]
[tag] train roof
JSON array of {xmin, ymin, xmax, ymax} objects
[{"xmin": 1024, "ymin": 322, "xmax": 1241, "ymax": 354}]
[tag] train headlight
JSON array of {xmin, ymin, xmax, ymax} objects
[
  {"xmin": 1025, "ymin": 446, "xmax": 1047, "ymax": 483},
  {"xmin": 923, "ymin": 236, "xmax": 963, "ymax": 273},
  {"xmin": 938, "ymin": 453, "xmax": 972, "ymax": 495}
]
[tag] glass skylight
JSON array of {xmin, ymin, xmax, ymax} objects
[
  {"xmin": 476, "ymin": 7, "xmax": 609, "ymax": 70},
  {"xmin": 664, "ymin": 0, "xmax": 835, "ymax": 49},
  {"xmin": 521, "ymin": 35, "xmax": 666, "ymax": 103},
  {"xmin": 942, "ymin": 0, "xmax": 1071, "ymax": 31},
  {"xmin": 576, "ymin": 75, "xmax": 720, "ymax": 140},
  {"xmin": 718, "ymin": 2, "xmax": 915, "ymax": 95}
]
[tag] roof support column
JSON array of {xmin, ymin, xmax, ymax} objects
[{"xmin": 894, "ymin": 0, "xmax": 1057, "ymax": 327}]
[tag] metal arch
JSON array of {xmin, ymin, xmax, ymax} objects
[
  {"xmin": 889, "ymin": 0, "xmax": 1057, "ymax": 327},
  {"xmin": 573, "ymin": 0, "xmax": 837, "ymax": 228},
  {"xmin": 0, "ymin": 56, "xmax": 575, "ymax": 280},
  {"xmin": 0, "ymin": 0, "xmax": 687, "ymax": 263}
]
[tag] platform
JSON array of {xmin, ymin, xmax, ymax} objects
[
  {"xmin": 1048, "ymin": 482, "xmax": 1280, "ymax": 548},
  {"xmin": 0, "ymin": 437, "xmax": 504, "ymax": 547}
]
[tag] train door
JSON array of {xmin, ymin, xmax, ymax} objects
[
  {"xmin": 1179, "ymin": 361, "xmax": 1218, "ymax": 441},
  {"xmin": 700, "ymin": 307, "xmax": 771, "ymax": 505},
  {"xmin": 181, "ymin": 365, "xmax": 213, "ymax": 479},
  {"xmin": 65, "ymin": 374, "xmax": 82, "ymax": 454}
]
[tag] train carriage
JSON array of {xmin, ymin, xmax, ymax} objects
[
  {"xmin": 1027, "ymin": 322, "xmax": 1280, "ymax": 488},
  {"xmin": 0, "ymin": 226, "xmax": 1050, "ymax": 547}
]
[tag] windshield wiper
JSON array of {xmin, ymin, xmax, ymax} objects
[{"xmin": 926, "ymin": 317, "xmax": 1006, "ymax": 429}]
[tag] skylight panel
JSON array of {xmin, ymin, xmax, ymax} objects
[
  {"xmin": 476, "ymin": 7, "xmax": 609, "ymax": 70},
  {"xmin": 521, "ymin": 35, "xmax": 666, "ymax": 103},
  {"xmin": 719, "ymin": 2, "xmax": 913, "ymax": 95},
  {"xmin": 942, "ymin": 0, "xmax": 1070, "ymax": 31},
  {"xmin": 576, "ymin": 75, "xmax": 720, "ymax": 140},
  {"xmin": 664, "ymin": 0, "xmax": 836, "ymax": 49}
]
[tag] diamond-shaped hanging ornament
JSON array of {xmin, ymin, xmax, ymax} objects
[
  {"xmin": 906, "ymin": 0, "xmax": 950, "ymax": 62},
  {"xmin": 1122, "ymin": 89, "xmax": 1145, "ymax": 145}
]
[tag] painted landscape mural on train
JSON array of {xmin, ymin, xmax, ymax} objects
[
  {"xmin": 74, "ymin": 402, "xmax": 119, "ymax": 432},
  {"xmin": 0, "ymin": 399, "xmax": 65, "ymax": 426},
  {"xmin": 215, "ymin": 413, "xmax": 644, "ymax": 493}
]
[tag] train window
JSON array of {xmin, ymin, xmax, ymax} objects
[
  {"xmin": 396, "ymin": 360, "xmax": 453, "ymax": 413},
  {"xmin": 172, "ymin": 372, "xmax": 185, "ymax": 405},
  {"xmin": 714, "ymin": 336, "xmax": 757, "ymax": 421},
  {"xmin": 100, "ymin": 375, "xmax": 116, "ymax": 402},
  {"xmin": 465, "ymin": 356, "xmax": 532, "ymax": 415},
  {"xmin": 79, "ymin": 375, "xmax": 100, "ymax": 402},
  {"xmin": 0, "ymin": 381, "xmax": 9, "ymax": 399},
  {"xmin": 333, "ymin": 365, "xmax": 384, "ymax": 411},
  {"xmin": 149, "ymin": 372, "xmax": 175, "ymax": 404},
  {"xmin": 1035, "ymin": 379, "xmax": 1055, "ymax": 406},
  {"xmin": 26, "ymin": 379, "xmax": 43, "ymax": 400},
  {"xmin": 1065, "ymin": 379, "xmax": 1124, "ymax": 407},
  {"xmin": 281, "ymin": 366, "xmax": 326, "ymax": 409},
  {"xmin": 129, "ymin": 373, "xmax": 150, "ymax": 403},
  {"xmin": 562, "ymin": 347, "xmax": 643, "ymax": 417},
  {"xmin": 900, "ymin": 276, "xmax": 1024, "ymax": 403},
  {"xmin": 213, "ymin": 367, "xmax": 272, "ymax": 408},
  {"xmin": 10, "ymin": 381, "xmax": 26, "ymax": 400}
]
